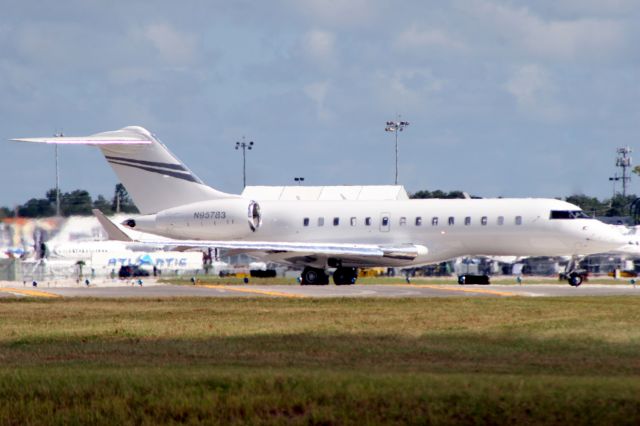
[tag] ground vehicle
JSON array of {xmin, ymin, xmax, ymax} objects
[{"xmin": 118, "ymin": 265, "xmax": 150, "ymax": 278}]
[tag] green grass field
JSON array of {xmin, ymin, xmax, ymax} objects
[{"xmin": 1, "ymin": 297, "xmax": 640, "ymax": 424}]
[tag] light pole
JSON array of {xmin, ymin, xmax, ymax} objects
[
  {"xmin": 235, "ymin": 137, "xmax": 254, "ymax": 188},
  {"xmin": 609, "ymin": 175, "xmax": 621, "ymax": 199},
  {"xmin": 294, "ymin": 177, "xmax": 305, "ymax": 185},
  {"xmin": 54, "ymin": 131, "xmax": 63, "ymax": 216},
  {"xmin": 385, "ymin": 117, "xmax": 409, "ymax": 185}
]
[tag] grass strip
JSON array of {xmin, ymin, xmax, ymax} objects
[{"xmin": 0, "ymin": 297, "xmax": 639, "ymax": 424}]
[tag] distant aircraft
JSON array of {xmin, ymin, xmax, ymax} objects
[
  {"xmin": 12, "ymin": 126, "xmax": 630, "ymax": 286},
  {"xmin": 42, "ymin": 238, "xmax": 214, "ymax": 274}
]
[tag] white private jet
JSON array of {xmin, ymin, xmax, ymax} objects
[{"xmin": 12, "ymin": 126, "xmax": 630, "ymax": 286}]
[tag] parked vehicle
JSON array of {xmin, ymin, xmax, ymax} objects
[{"xmin": 118, "ymin": 265, "xmax": 150, "ymax": 278}]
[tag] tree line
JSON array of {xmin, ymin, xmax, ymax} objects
[
  {"xmin": 0, "ymin": 186, "xmax": 636, "ymax": 219},
  {"xmin": 0, "ymin": 184, "xmax": 139, "ymax": 218}
]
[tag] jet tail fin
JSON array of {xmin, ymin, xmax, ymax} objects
[
  {"xmin": 12, "ymin": 126, "xmax": 238, "ymax": 214},
  {"xmin": 92, "ymin": 209, "xmax": 133, "ymax": 242}
]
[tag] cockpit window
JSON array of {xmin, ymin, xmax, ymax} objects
[{"xmin": 550, "ymin": 210, "xmax": 592, "ymax": 220}]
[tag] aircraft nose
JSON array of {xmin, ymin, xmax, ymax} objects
[{"xmin": 584, "ymin": 224, "xmax": 628, "ymax": 250}]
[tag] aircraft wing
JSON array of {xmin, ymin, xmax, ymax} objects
[
  {"xmin": 92, "ymin": 210, "xmax": 428, "ymax": 266},
  {"xmin": 135, "ymin": 238, "xmax": 426, "ymax": 264}
]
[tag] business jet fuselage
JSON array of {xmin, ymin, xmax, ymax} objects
[{"xmin": 126, "ymin": 197, "xmax": 621, "ymax": 269}]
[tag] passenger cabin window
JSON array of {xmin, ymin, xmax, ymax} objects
[
  {"xmin": 550, "ymin": 210, "xmax": 592, "ymax": 220},
  {"xmin": 350, "ymin": 217, "xmax": 357, "ymax": 226},
  {"xmin": 448, "ymin": 217, "xmax": 455, "ymax": 226},
  {"xmin": 415, "ymin": 217, "xmax": 422, "ymax": 226},
  {"xmin": 481, "ymin": 216, "xmax": 488, "ymax": 226},
  {"xmin": 515, "ymin": 216, "xmax": 523, "ymax": 225},
  {"xmin": 432, "ymin": 217, "xmax": 438, "ymax": 226},
  {"xmin": 318, "ymin": 217, "xmax": 324, "ymax": 226},
  {"xmin": 365, "ymin": 217, "xmax": 372, "ymax": 226},
  {"xmin": 497, "ymin": 216, "xmax": 504, "ymax": 226},
  {"xmin": 464, "ymin": 216, "xmax": 471, "ymax": 226},
  {"xmin": 303, "ymin": 218, "xmax": 310, "ymax": 227},
  {"xmin": 399, "ymin": 217, "xmax": 407, "ymax": 226},
  {"xmin": 382, "ymin": 217, "xmax": 389, "ymax": 227},
  {"xmin": 333, "ymin": 217, "xmax": 340, "ymax": 226}
]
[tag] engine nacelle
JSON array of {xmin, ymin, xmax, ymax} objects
[{"xmin": 123, "ymin": 198, "xmax": 261, "ymax": 240}]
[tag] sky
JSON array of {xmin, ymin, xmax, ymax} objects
[{"xmin": 1, "ymin": 0, "xmax": 639, "ymax": 206}]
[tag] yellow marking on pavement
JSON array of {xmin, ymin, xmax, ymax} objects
[
  {"xmin": 201, "ymin": 285, "xmax": 307, "ymax": 298},
  {"xmin": 400, "ymin": 284, "xmax": 519, "ymax": 297},
  {"xmin": 0, "ymin": 288, "xmax": 62, "ymax": 298}
]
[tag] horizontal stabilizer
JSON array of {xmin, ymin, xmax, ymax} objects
[{"xmin": 11, "ymin": 136, "xmax": 150, "ymax": 145}]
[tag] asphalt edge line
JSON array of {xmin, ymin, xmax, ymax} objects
[
  {"xmin": 201, "ymin": 285, "xmax": 307, "ymax": 298},
  {"xmin": 399, "ymin": 284, "xmax": 519, "ymax": 297},
  {"xmin": 0, "ymin": 288, "xmax": 62, "ymax": 298}
]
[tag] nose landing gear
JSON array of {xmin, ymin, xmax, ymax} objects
[
  {"xmin": 562, "ymin": 256, "xmax": 586, "ymax": 287},
  {"xmin": 568, "ymin": 272, "xmax": 584, "ymax": 287}
]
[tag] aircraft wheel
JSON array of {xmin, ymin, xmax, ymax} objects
[
  {"xmin": 333, "ymin": 267, "xmax": 358, "ymax": 285},
  {"xmin": 301, "ymin": 267, "xmax": 328, "ymax": 285},
  {"xmin": 568, "ymin": 273, "xmax": 583, "ymax": 287}
]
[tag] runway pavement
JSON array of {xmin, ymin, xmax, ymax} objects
[{"xmin": 0, "ymin": 280, "xmax": 639, "ymax": 298}]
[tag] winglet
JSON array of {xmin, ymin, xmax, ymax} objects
[{"xmin": 92, "ymin": 209, "xmax": 133, "ymax": 242}]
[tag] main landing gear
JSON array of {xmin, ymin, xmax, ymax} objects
[
  {"xmin": 332, "ymin": 267, "xmax": 358, "ymax": 285},
  {"xmin": 300, "ymin": 267, "xmax": 358, "ymax": 285},
  {"xmin": 300, "ymin": 267, "xmax": 329, "ymax": 285}
]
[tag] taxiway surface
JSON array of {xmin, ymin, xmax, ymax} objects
[{"xmin": 0, "ymin": 282, "xmax": 639, "ymax": 298}]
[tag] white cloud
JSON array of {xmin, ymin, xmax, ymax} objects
[
  {"xmin": 395, "ymin": 26, "xmax": 464, "ymax": 50},
  {"xmin": 141, "ymin": 23, "xmax": 196, "ymax": 65},
  {"xmin": 370, "ymin": 68, "xmax": 445, "ymax": 112},
  {"xmin": 504, "ymin": 64, "xmax": 550, "ymax": 106},
  {"xmin": 504, "ymin": 64, "xmax": 567, "ymax": 121},
  {"xmin": 303, "ymin": 80, "xmax": 333, "ymax": 121},
  {"xmin": 108, "ymin": 67, "xmax": 156, "ymax": 86},
  {"xmin": 469, "ymin": 0, "xmax": 627, "ymax": 60},
  {"xmin": 539, "ymin": 0, "xmax": 638, "ymax": 17},
  {"xmin": 301, "ymin": 29, "xmax": 336, "ymax": 65},
  {"xmin": 389, "ymin": 68, "xmax": 444, "ymax": 98},
  {"xmin": 524, "ymin": 19, "xmax": 625, "ymax": 59},
  {"xmin": 285, "ymin": 0, "xmax": 378, "ymax": 28}
]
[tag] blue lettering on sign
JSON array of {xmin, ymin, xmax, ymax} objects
[{"xmin": 106, "ymin": 256, "xmax": 191, "ymax": 268}]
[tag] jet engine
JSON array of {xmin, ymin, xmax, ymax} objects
[{"xmin": 123, "ymin": 198, "xmax": 262, "ymax": 240}]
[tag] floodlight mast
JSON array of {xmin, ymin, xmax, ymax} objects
[
  {"xmin": 54, "ymin": 130, "xmax": 63, "ymax": 216},
  {"xmin": 609, "ymin": 174, "xmax": 621, "ymax": 199},
  {"xmin": 235, "ymin": 136, "xmax": 254, "ymax": 189},
  {"xmin": 385, "ymin": 117, "xmax": 409, "ymax": 185}
]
